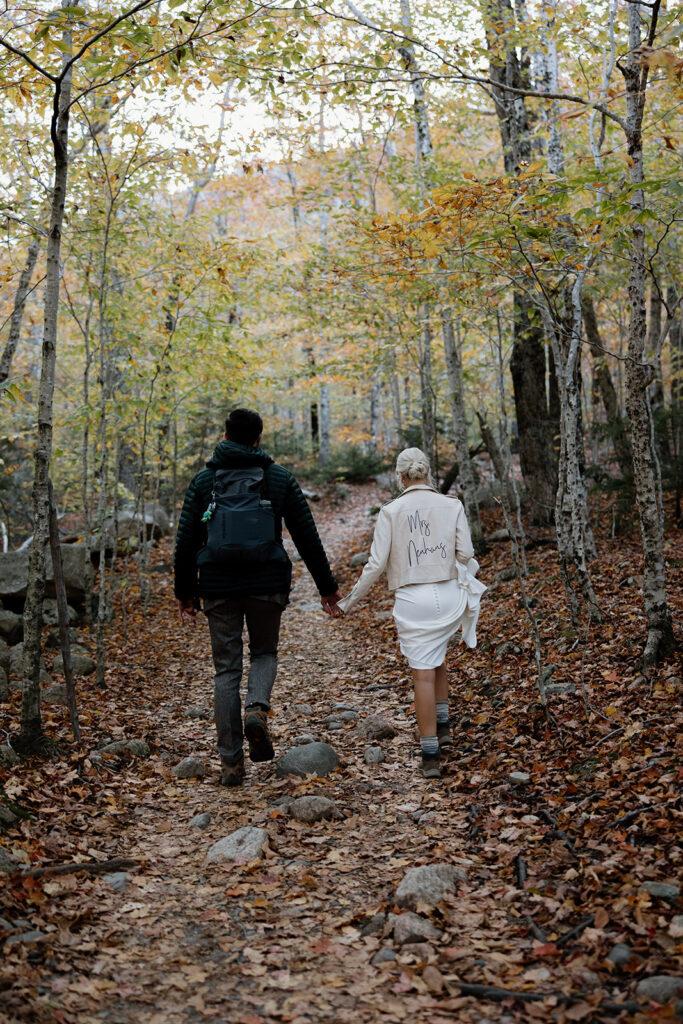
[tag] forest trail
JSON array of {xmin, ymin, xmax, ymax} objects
[{"xmin": 1, "ymin": 483, "xmax": 681, "ymax": 1024}]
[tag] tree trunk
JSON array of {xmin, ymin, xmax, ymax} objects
[
  {"xmin": 418, "ymin": 308, "xmax": 436, "ymax": 473},
  {"xmin": 20, "ymin": 26, "xmax": 73, "ymax": 751},
  {"xmin": 668, "ymin": 286, "xmax": 682, "ymax": 519},
  {"xmin": 509, "ymin": 293, "xmax": 557, "ymax": 524},
  {"xmin": 47, "ymin": 480, "xmax": 79, "ymax": 740},
  {"xmin": 441, "ymin": 310, "xmax": 484, "ymax": 551},
  {"xmin": 621, "ymin": 0, "xmax": 675, "ymax": 669},
  {"xmin": 541, "ymin": 278, "xmax": 601, "ymax": 624},
  {"xmin": 369, "ymin": 382, "xmax": 379, "ymax": 453},
  {"xmin": 318, "ymin": 385, "xmax": 331, "ymax": 467},
  {"xmin": 0, "ymin": 236, "xmax": 41, "ymax": 387},
  {"xmin": 481, "ymin": 0, "xmax": 557, "ymax": 522},
  {"xmin": 581, "ymin": 295, "xmax": 632, "ymax": 478}
]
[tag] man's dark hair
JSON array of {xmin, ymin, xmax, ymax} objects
[{"xmin": 225, "ymin": 408, "xmax": 263, "ymax": 446}]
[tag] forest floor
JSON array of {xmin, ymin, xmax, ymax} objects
[{"xmin": 0, "ymin": 482, "xmax": 681, "ymax": 1024}]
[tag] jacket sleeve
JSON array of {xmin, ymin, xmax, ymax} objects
[
  {"xmin": 282, "ymin": 475, "xmax": 337, "ymax": 596},
  {"xmin": 455, "ymin": 502, "xmax": 475, "ymax": 564},
  {"xmin": 337, "ymin": 507, "xmax": 391, "ymax": 614},
  {"xmin": 174, "ymin": 475, "xmax": 205, "ymax": 601}
]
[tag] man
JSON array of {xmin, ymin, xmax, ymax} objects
[{"xmin": 174, "ymin": 408, "xmax": 341, "ymax": 787}]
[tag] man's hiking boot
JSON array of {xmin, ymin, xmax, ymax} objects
[
  {"xmin": 244, "ymin": 705, "xmax": 275, "ymax": 763},
  {"xmin": 437, "ymin": 722, "xmax": 454, "ymax": 750},
  {"xmin": 220, "ymin": 755, "xmax": 245, "ymax": 788},
  {"xmin": 422, "ymin": 752, "xmax": 441, "ymax": 779}
]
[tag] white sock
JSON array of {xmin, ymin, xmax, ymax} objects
[
  {"xmin": 420, "ymin": 735, "xmax": 439, "ymax": 757},
  {"xmin": 436, "ymin": 701, "xmax": 449, "ymax": 725}
]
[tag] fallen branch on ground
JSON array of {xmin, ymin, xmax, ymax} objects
[{"xmin": 20, "ymin": 857, "xmax": 139, "ymax": 879}]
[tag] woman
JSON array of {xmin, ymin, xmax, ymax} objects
[{"xmin": 337, "ymin": 447, "xmax": 486, "ymax": 779}]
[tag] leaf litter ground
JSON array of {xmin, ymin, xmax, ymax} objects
[{"xmin": 0, "ymin": 483, "xmax": 681, "ymax": 1023}]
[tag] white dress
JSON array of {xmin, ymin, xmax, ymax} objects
[{"xmin": 392, "ymin": 558, "xmax": 486, "ymax": 670}]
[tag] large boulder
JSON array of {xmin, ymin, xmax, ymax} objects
[
  {"xmin": 0, "ymin": 610, "xmax": 22, "ymax": 644},
  {"xmin": 0, "ymin": 639, "xmax": 9, "ymax": 676},
  {"xmin": 0, "ymin": 545, "xmax": 92, "ymax": 607},
  {"xmin": 395, "ymin": 864, "xmax": 467, "ymax": 909},
  {"xmin": 112, "ymin": 504, "xmax": 170, "ymax": 545},
  {"xmin": 276, "ymin": 742, "xmax": 339, "ymax": 778},
  {"xmin": 286, "ymin": 796, "xmax": 342, "ymax": 823}
]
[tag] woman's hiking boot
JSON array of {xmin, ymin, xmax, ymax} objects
[
  {"xmin": 220, "ymin": 755, "xmax": 245, "ymax": 787},
  {"xmin": 437, "ymin": 722, "xmax": 454, "ymax": 751},
  {"xmin": 421, "ymin": 752, "xmax": 441, "ymax": 779},
  {"xmin": 244, "ymin": 705, "xmax": 275, "ymax": 762}
]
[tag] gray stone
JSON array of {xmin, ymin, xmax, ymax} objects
[
  {"xmin": 41, "ymin": 599, "xmax": 78, "ymax": 626},
  {"xmin": 290, "ymin": 703, "xmax": 313, "ymax": 716},
  {"xmin": 291, "ymin": 734, "xmax": 317, "ymax": 746},
  {"xmin": 0, "ymin": 667, "xmax": 8, "ymax": 702},
  {"xmin": 0, "ymin": 744, "xmax": 19, "ymax": 768},
  {"xmin": 326, "ymin": 721, "xmax": 343, "ymax": 731},
  {"xmin": 332, "ymin": 703, "xmax": 358, "ymax": 712},
  {"xmin": 0, "ymin": 806, "xmax": 18, "ymax": 827},
  {"xmin": 276, "ymin": 742, "xmax": 339, "ymax": 779},
  {"xmin": 607, "ymin": 943, "xmax": 634, "ymax": 967},
  {"xmin": 99, "ymin": 740, "xmax": 129, "ymax": 755},
  {"xmin": 9, "ymin": 643, "xmax": 47, "ymax": 679},
  {"xmin": 111, "ymin": 504, "xmax": 170, "ymax": 545},
  {"xmin": 185, "ymin": 707, "xmax": 210, "ymax": 720},
  {"xmin": 173, "ymin": 757, "xmax": 206, "ymax": 779},
  {"xmin": 509, "ymin": 771, "xmax": 531, "ymax": 786},
  {"xmin": 356, "ymin": 714, "xmax": 397, "ymax": 742},
  {"xmin": 5, "ymin": 930, "xmax": 46, "ymax": 946},
  {"xmin": 644, "ymin": 881, "xmax": 680, "ymax": 901},
  {"xmin": 125, "ymin": 739, "xmax": 150, "ymax": 757},
  {"xmin": 488, "ymin": 528, "xmax": 510, "ymax": 542},
  {"xmin": 546, "ymin": 683, "xmax": 577, "ymax": 695},
  {"xmin": 392, "ymin": 912, "xmax": 442, "ymax": 946},
  {"xmin": 364, "ymin": 746, "xmax": 386, "ymax": 765},
  {"xmin": 494, "ymin": 567, "xmax": 517, "ymax": 583},
  {"xmin": 54, "ymin": 651, "xmax": 96, "ymax": 676},
  {"xmin": 189, "ymin": 812, "xmax": 211, "ymax": 829},
  {"xmin": 97, "ymin": 738, "xmax": 149, "ymax": 758},
  {"xmin": 287, "ymin": 796, "xmax": 342, "ymax": 823},
  {"xmin": 636, "ymin": 976, "xmax": 683, "ymax": 1004},
  {"xmin": 338, "ymin": 710, "xmax": 358, "ymax": 722},
  {"xmin": 40, "ymin": 684, "xmax": 68, "ymax": 705},
  {"xmin": 0, "ymin": 638, "xmax": 8, "ymax": 675},
  {"xmin": 103, "ymin": 871, "xmax": 129, "ymax": 892},
  {"xmin": 0, "ymin": 847, "xmax": 19, "ymax": 873},
  {"xmin": 395, "ymin": 864, "xmax": 467, "ymax": 910},
  {"xmin": 371, "ymin": 947, "xmax": 396, "ymax": 965},
  {"xmin": 0, "ymin": 544, "xmax": 92, "ymax": 605},
  {"xmin": 206, "ymin": 826, "xmax": 268, "ymax": 865},
  {"xmin": 360, "ymin": 912, "xmax": 386, "ymax": 935},
  {"xmin": 350, "ymin": 552, "xmax": 369, "ymax": 567},
  {"xmin": 45, "ymin": 627, "xmax": 79, "ymax": 649},
  {"xmin": 0, "ymin": 916, "xmax": 15, "ymax": 931},
  {"xmin": 0, "ymin": 610, "xmax": 22, "ymax": 644}
]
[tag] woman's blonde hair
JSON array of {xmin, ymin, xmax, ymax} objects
[{"xmin": 395, "ymin": 447, "xmax": 432, "ymax": 488}]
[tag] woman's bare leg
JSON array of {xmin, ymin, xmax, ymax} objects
[
  {"xmin": 434, "ymin": 662, "xmax": 448, "ymax": 702},
  {"xmin": 412, "ymin": 668, "xmax": 437, "ymax": 736}
]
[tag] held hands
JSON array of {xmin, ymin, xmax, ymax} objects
[
  {"xmin": 178, "ymin": 599, "xmax": 197, "ymax": 625},
  {"xmin": 321, "ymin": 590, "xmax": 344, "ymax": 618}
]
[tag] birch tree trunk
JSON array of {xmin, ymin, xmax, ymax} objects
[
  {"xmin": 581, "ymin": 295, "xmax": 632, "ymax": 478},
  {"xmin": 20, "ymin": 17, "xmax": 73, "ymax": 749},
  {"xmin": 369, "ymin": 382, "xmax": 379, "ymax": 453},
  {"xmin": 318, "ymin": 385, "xmax": 331, "ymax": 468},
  {"xmin": 541, "ymin": 276, "xmax": 601, "ymax": 624},
  {"xmin": 0, "ymin": 236, "xmax": 41, "ymax": 387},
  {"xmin": 418, "ymin": 308, "xmax": 436, "ymax": 473},
  {"xmin": 621, "ymin": 0, "xmax": 675, "ymax": 669},
  {"xmin": 481, "ymin": 0, "xmax": 557, "ymax": 523},
  {"xmin": 668, "ymin": 286, "xmax": 682, "ymax": 519},
  {"xmin": 441, "ymin": 310, "xmax": 483, "ymax": 551}
]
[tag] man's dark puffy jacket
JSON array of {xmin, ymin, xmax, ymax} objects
[{"xmin": 174, "ymin": 440, "xmax": 337, "ymax": 603}]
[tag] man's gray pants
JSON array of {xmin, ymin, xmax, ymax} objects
[{"xmin": 205, "ymin": 597, "xmax": 283, "ymax": 765}]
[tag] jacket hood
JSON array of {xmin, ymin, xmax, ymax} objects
[{"xmin": 206, "ymin": 439, "xmax": 274, "ymax": 470}]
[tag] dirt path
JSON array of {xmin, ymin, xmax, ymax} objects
[{"xmin": 1, "ymin": 483, "xmax": 681, "ymax": 1023}]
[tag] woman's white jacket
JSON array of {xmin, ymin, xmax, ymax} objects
[{"xmin": 338, "ymin": 485, "xmax": 476, "ymax": 614}]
